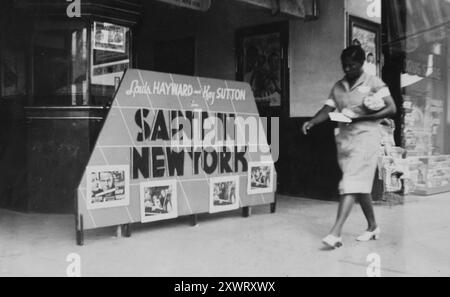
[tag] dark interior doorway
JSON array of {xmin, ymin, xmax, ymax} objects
[
  {"xmin": 154, "ymin": 36, "xmax": 196, "ymax": 76},
  {"xmin": 236, "ymin": 22, "xmax": 291, "ymax": 196}
]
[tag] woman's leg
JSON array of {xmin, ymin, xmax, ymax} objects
[
  {"xmin": 329, "ymin": 194, "xmax": 357, "ymax": 237},
  {"xmin": 358, "ymin": 194, "xmax": 378, "ymax": 231}
]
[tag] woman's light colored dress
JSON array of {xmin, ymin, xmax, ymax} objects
[{"xmin": 325, "ymin": 72, "xmax": 391, "ymax": 195}]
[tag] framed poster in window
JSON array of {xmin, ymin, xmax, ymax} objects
[
  {"xmin": 91, "ymin": 22, "xmax": 131, "ymax": 87},
  {"xmin": 348, "ymin": 15, "xmax": 381, "ymax": 77},
  {"xmin": 93, "ymin": 22, "xmax": 127, "ymax": 54},
  {"xmin": 236, "ymin": 22, "xmax": 289, "ymax": 115},
  {"xmin": 91, "ymin": 21, "xmax": 131, "ymax": 105}
]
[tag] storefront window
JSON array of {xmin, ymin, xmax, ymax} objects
[
  {"xmin": 32, "ymin": 22, "xmax": 89, "ymax": 106},
  {"xmin": 90, "ymin": 22, "xmax": 131, "ymax": 106},
  {"xmin": 31, "ymin": 20, "xmax": 130, "ymax": 106},
  {"xmin": 403, "ymin": 41, "xmax": 446, "ymax": 157},
  {"xmin": 392, "ymin": 5, "xmax": 450, "ymax": 195}
]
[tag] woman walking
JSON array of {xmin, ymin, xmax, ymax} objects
[{"xmin": 302, "ymin": 46, "xmax": 397, "ymax": 248}]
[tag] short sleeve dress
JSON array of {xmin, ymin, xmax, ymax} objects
[{"xmin": 326, "ymin": 72, "xmax": 391, "ymax": 195}]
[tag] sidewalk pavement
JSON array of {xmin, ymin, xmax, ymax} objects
[{"xmin": 1, "ymin": 194, "xmax": 450, "ymax": 277}]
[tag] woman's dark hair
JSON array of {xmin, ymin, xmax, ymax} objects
[{"xmin": 341, "ymin": 45, "xmax": 366, "ymax": 64}]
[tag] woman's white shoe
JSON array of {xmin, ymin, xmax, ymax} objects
[
  {"xmin": 322, "ymin": 235, "xmax": 343, "ymax": 249},
  {"xmin": 356, "ymin": 227, "xmax": 381, "ymax": 242}
]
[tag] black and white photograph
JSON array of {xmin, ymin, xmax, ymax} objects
[
  {"xmin": 86, "ymin": 166, "xmax": 130, "ymax": 210},
  {"xmin": 3, "ymin": 0, "xmax": 450, "ymax": 280},
  {"xmin": 210, "ymin": 176, "xmax": 240, "ymax": 213},
  {"xmin": 248, "ymin": 162, "xmax": 275, "ymax": 195},
  {"xmin": 140, "ymin": 180, "xmax": 178, "ymax": 223}
]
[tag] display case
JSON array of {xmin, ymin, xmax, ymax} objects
[
  {"xmin": 7, "ymin": 0, "xmax": 140, "ymax": 107},
  {"xmin": 401, "ymin": 37, "xmax": 450, "ymax": 196},
  {"xmin": 407, "ymin": 155, "xmax": 450, "ymax": 195},
  {"xmin": 0, "ymin": 0, "xmax": 142, "ymax": 213}
]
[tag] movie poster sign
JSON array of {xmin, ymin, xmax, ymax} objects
[
  {"xmin": 86, "ymin": 165, "xmax": 130, "ymax": 210},
  {"xmin": 348, "ymin": 16, "xmax": 381, "ymax": 77},
  {"xmin": 210, "ymin": 176, "xmax": 240, "ymax": 213},
  {"xmin": 140, "ymin": 180, "xmax": 178, "ymax": 223},
  {"xmin": 241, "ymin": 32, "xmax": 282, "ymax": 106},
  {"xmin": 77, "ymin": 69, "xmax": 276, "ymax": 233}
]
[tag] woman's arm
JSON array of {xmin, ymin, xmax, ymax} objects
[
  {"xmin": 354, "ymin": 95, "xmax": 397, "ymax": 122},
  {"xmin": 302, "ymin": 105, "xmax": 336, "ymax": 135}
]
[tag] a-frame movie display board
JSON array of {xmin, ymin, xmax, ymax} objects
[{"xmin": 76, "ymin": 69, "xmax": 277, "ymax": 244}]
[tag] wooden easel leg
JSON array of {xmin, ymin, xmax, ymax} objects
[
  {"xmin": 76, "ymin": 215, "xmax": 84, "ymax": 246},
  {"xmin": 270, "ymin": 202, "xmax": 277, "ymax": 214},
  {"xmin": 122, "ymin": 224, "xmax": 132, "ymax": 238},
  {"xmin": 242, "ymin": 206, "xmax": 251, "ymax": 218},
  {"xmin": 191, "ymin": 214, "xmax": 198, "ymax": 227}
]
